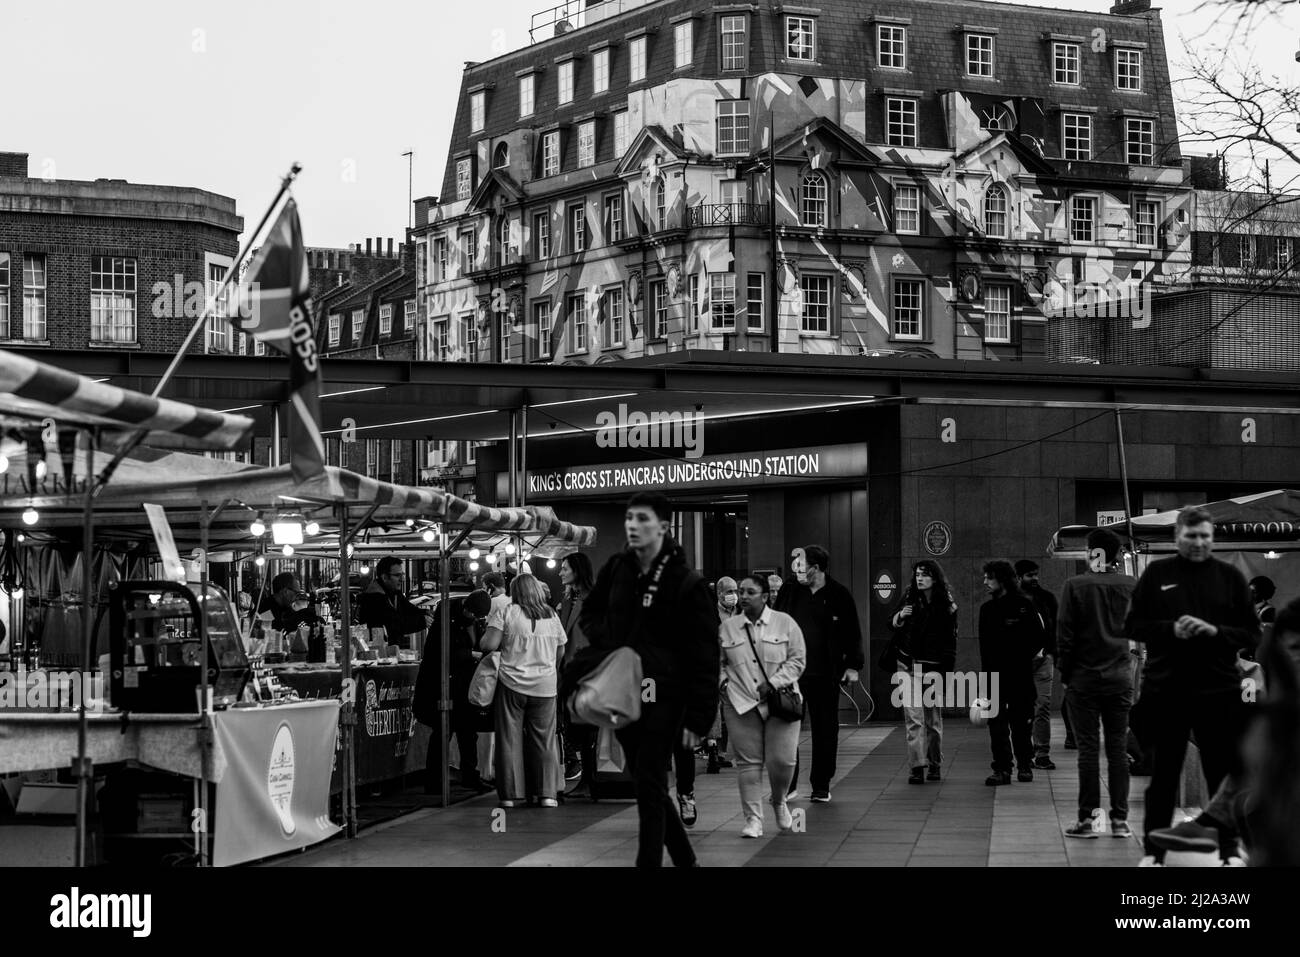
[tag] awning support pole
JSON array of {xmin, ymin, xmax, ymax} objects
[
  {"xmin": 73, "ymin": 427, "xmax": 97, "ymax": 868},
  {"xmin": 1114, "ymin": 408, "xmax": 1137, "ymax": 568},
  {"xmin": 520, "ymin": 405, "xmax": 528, "ymax": 508},
  {"xmin": 508, "ymin": 410, "xmax": 518, "ymax": 508},
  {"xmin": 336, "ymin": 502, "xmax": 357, "ymax": 837}
]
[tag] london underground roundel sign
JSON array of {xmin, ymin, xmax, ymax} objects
[{"xmin": 873, "ymin": 571, "xmax": 896, "ymax": 604}]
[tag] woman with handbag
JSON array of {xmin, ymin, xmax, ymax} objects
[
  {"xmin": 889, "ymin": 560, "xmax": 958, "ymax": 785},
  {"xmin": 719, "ymin": 575, "xmax": 806, "ymax": 838},
  {"xmin": 481, "ymin": 574, "xmax": 568, "ymax": 808}
]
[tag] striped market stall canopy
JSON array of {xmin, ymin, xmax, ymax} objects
[{"xmin": 0, "ymin": 349, "xmax": 253, "ymax": 450}]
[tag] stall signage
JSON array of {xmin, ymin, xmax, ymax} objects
[
  {"xmin": 1097, "ymin": 511, "xmax": 1127, "ymax": 527},
  {"xmin": 524, "ymin": 444, "xmax": 868, "ymax": 499},
  {"xmin": 268, "ymin": 722, "xmax": 296, "ymax": 837}
]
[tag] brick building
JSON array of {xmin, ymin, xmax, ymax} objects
[
  {"xmin": 413, "ymin": 0, "xmax": 1189, "ymax": 367},
  {"xmin": 0, "ymin": 151, "xmax": 242, "ymax": 355}
]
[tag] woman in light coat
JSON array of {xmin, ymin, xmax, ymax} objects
[{"xmin": 719, "ymin": 575, "xmax": 806, "ymax": 838}]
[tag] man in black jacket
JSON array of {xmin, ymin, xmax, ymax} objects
[
  {"xmin": 979, "ymin": 560, "xmax": 1045, "ymax": 785},
  {"xmin": 358, "ymin": 557, "xmax": 432, "ymax": 649},
  {"xmin": 1017, "ymin": 559, "xmax": 1062, "ymax": 770},
  {"xmin": 1125, "ymin": 506, "xmax": 1259, "ymax": 867},
  {"xmin": 1057, "ymin": 529, "xmax": 1137, "ymax": 838},
  {"xmin": 774, "ymin": 545, "xmax": 864, "ymax": 803},
  {"xmin": 578, "ymin": 492, "xmax": 720, "ymax": 868}
]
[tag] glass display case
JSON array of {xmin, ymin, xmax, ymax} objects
[{"xmin": 108, "ymin": 581, "xmax": 250, "ymax": 712}]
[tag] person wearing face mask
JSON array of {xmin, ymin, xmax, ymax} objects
[
  {"xmin": 1125, "ymin": 506, "xmax": 1259, "ymax": 867},
  {"xmin": 889, "ymin": 561, "xmax": 958, "ymax": 784},
  {"xmin": 702, "ymin": 578, "xmax": 739, "ymax": 776}
]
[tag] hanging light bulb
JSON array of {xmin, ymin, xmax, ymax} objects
[
  {"xmin": 422, "ymin": 529, "xmax": 436, "ymax": 543},
  {"xmin": 469, "ymin": 561, "xmax": 480, "ymax": 572},
  {"xmin": 469, "ymin": 547, "xmax": 480, "ymax": 560},
  {"xmin": 282, "ymin": 544, "xmax": 294, "ymax": 557},
  {"xmin": 360, "ymin": 563, "xmax": 370, "ymax": 574},
  {"xmin": 16, "ymin": 533, "xmax": 25, "ymax": 544},
  {"xmin": 250, "ymin": 518, "xmax": 266, "ymax": 537},
  {"xmin": 546, "ymin": 559, "xmax": 556, "ymax": 569},
  {"xmin": 254, "ymin": 555, "xmax": 265, "ymax": 567},
  {"xmin": 305, "ymin": 520, "xmax": 320, "ymax": 536},
  {"xmin": 405, "ymin": 518, "xmax": 415, "ymax": 527},
  {"xmin": 0, "ymin": 453, "xmax": 8, "ymax": 474},
  {"xmin": 505, "ymin": 542, "xmax": 517, "ymax": 555},
  {"xmin": 34, "ymin": 460, "xmax": 47, "ymax": 480},
  {"xmin": 21, "ymin": 507, "xmax": 38, "ymax": 526}
]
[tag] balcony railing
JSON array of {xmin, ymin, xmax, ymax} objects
[
  {"xmin": 529, "ymin": 0, "xmax": 658, "ymax": 43},
  {"xmin": 686, "ymin": 203, "xmax": 771, "ymax": 228}
]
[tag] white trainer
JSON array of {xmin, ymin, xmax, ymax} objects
[
  {"xmin": 1138, "ymin": 855, "xmax": 1165, "ymax": 867},
  {"xmin": 774, "ymin": 802, "xmax": 794, "ymax": 830},
  {"xmin": 741, "ymin": 816, "xmax": 764, "ymax": 839}
]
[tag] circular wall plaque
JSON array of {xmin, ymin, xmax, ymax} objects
[{"xmin": 923, "ymin": 520, "xmax": 952, "ymax": 556}]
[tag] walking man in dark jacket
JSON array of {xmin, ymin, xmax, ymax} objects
[
  {"xmin": 775, "ymin": 545, "xmax": 864, "ymax": 803},
  {"xmin": 1017, "ymin": 559, "xmax": 1062, "ymax": 770},
  {"xmin": 578, "ymin": 492, "xmax": 720, "ymax": 867},
  {"xmin": 979, "ymin": 560, "xmax": 1045, "ymax": 785},
  {"xmin": 1126, "ymin": 506, "xmax": 1259, "ymax": 867},
  {"xmin": 1058, "ymin": 529, "xmax": 1137, "ymax": 838}
]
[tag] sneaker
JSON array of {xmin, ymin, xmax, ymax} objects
[
  {"xmin": 1017, "ymin": 768, "xmax": 1034, "ymax": 783},
  {"xmin": 908, "ymin": 767, "xmax": 926, "ymax": 785},
  {"xmin": 1148, "ymin": 819, "xmax": 1218, "ymax": 854},
  {"xmin": 499, "ymin": 799, "xmax": 518, "ymax": 808},
  {"xmin": 1111, "ymin": 820, "xmax": 1134, "ymax": 839},
  {"xmin": 1221, "ymin": 855, "xmax": 1246, "ymax": 867},
  {"xmin": 1065, "ymin": 819, "xmax": 1100, "ymax": 839},
  {"xmin": 677, "ymin": 793, "xmax": 697, "ymax": 827},
  {"xmin": 716, "ymin": 755, "xmax": 734, "ymax": 769},
  {"xmin": 741, "ymin": 816, "xmax": 763, "ymax": 839},
  {"xmin": 811, "ymin": 790, "xmax": 832, "ymax": 803},
  {"xmin": 1064, "ymin": 738, "xmax": 1077, "ymax": 751},
  {"xmin": 773, "ymin": 801, "xmax": 794, "ymax": 830},
  {"xmin": 539, "ymin": 797, "xmax": 558, "ymax": 808},
  {"xmin": 1033, "ymin": 756, "xmax": 1057, "ymax": 770},
  {"xmin": 926, "ymin": 766, "xmax": 941, "ymax": 782},
  {"xmin": 786, "ymin": 789, "xmax": 800, "ymax": 802},
  {"xmin": 564, "ymin": 759, "xmax": 583, "ymax": 782},
  {"xmin": 1138, "ymin": 855, "xmax": 1165, "ymax": 867},
  {"xmin": 985, "ymin": 771, "xmax": 1012, "ymax": 786},
  {"xmin": 705, "ymin": 755, "xmax": 721, "ymax": 774}
]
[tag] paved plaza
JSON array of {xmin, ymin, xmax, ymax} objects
[{"xmin": 274, "ymin": 719, "xmax": 1224, "ymax": 868}]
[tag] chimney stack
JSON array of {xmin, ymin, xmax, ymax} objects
[
  {"xmin": 1109, "ymin": 0, "xmax": 1151, "ymax": 14},
  {"xmin": 387, "ymin": 238, "xmax": 394, "ymax": 257},
  {"xmin": 366, "ymin": 238, "xmax": 373, "ymax": 256}
]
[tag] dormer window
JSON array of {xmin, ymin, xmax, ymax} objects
[
  {"xmin": 786, "ymin": 16, "xmax": 815, "ymax": 61},
  {"xmin": 470, "ymin": 91, "xmax": 486, "ymax": 132},
  {"xmin": 966, "ymin": 33, "xmax": 994, "ymax": 77}
]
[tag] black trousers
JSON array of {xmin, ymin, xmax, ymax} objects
[
  {"xmin": 616, "ymin": 697, "xmax": 696, "ymax": 868},
  {"xmin": 672, "ymin": 740, "xmax": 696, "ymax": 796},
  {"xmin": 424, "ymin": 712, "xmax": 481, "ymax": 792},
  {"xmin": 1142, "ymin": 689, "xmax": 1250, "ymax": 858},
  {"xmin": 787, "ymin": 673, "xmax": 840, "ymax": 795},
  {"xmin": 988, "ymin": 691, "xmax": 1035, "ymax": 773}
]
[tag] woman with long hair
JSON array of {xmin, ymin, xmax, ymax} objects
[
  {"xmin": 481, "ymin": 574, "xmax": 568, "ymax": 807},
  {"xmin": 889, "ymin": 560, "xmax": 959, "ymax": 784}
]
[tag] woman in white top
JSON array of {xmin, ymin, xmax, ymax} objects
[
  {"xmin": 481, "ymin": 574, "xmax": 568, "ymax": 807},
  {"xmin": 719, "ymin": 575, "xmax": 807, "ymax": 838}
]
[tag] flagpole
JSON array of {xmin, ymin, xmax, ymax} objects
[{"xmin": 151, "ymin": 162, "xmax": 303, "ymax": 400}]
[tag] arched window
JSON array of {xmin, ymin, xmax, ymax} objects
[
  {"xmin": 497, "ymin": 216, "xmax": 511, "ymax": 264},
  {"xmin": 493, "ymin": 142, "xmax": 510, "ymax": 169},
  {"xmin": 984, "ymin": 184, "xmax": 1008, "ymax": 238},
  {"xmin": 654, "ymin": 180, "xmax": 667, "ymax": 231},
  {"xmin": 801, "ymin": 172, "xmax": 828, "ymax": 227}
]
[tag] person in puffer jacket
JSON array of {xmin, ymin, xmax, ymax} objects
[{"xmin": 577, "ymin": 491, "xmax": 720, "ymax": 868}]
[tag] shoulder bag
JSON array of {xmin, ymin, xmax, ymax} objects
[{"xmin": 743, "ymin": 622, "xmax": 805, "ymax": 722}]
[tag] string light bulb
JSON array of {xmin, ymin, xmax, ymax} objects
[
  {"xmin": 254, "ymin": 555, "xmax": 265, "ymax": 567},
  {"xmin": 250, "ymin": 518, "xmax": 266, "ymax": 537},
  {"xmin": 405, "ymin": 518, "xmax": 415, "ymax": 527},
  {"xmin": 469, "ymin": 548, "xmax": 480, "ymax": 560},
  {"xmin": 22, "ymin": 507, "xmax": 38, "ymax": 526},
  {"xmin": 305, "ymin": 521, "xmax": 320, "ymax": 536},
  {"xmin": 34, "ymin": 460, "xmax": 47, "ymax": 480},
  {"xmin": 546, "ymin": 559, "xmax": 556, "ymax": 569},
  {"xmin": 360, "ymin": 563, "xmax": 370, "ymax": 574},
  {"xmin": 505, "ymin": 543, "xmax": 516, "ymax": 555},
  {"xmin": 281, "ymin": 544, "xmax": 294, "ymax": 557},
  {"xmin": 422, "ymin": 529, "xmax": 436, "ymax": 543},
  {"xmin": 469, "ymin": 561, "xmax": 479, "ymax": 572}
]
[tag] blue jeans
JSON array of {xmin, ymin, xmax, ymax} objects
[
  {"xmin": 1032, "ymin": 655, "xmax": 1055, "ymax": 759},
  {"xmin": 1065, "ymin": 681, "xmax": 1132, "ymax": 822},
  {"xmin": 897, "ymin": 662, "xmax": 942, "ymax": 770}
]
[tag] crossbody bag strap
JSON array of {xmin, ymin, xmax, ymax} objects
[{"xmin": 742, "ymin": 622, "xmax": 773, "ymax": 686}]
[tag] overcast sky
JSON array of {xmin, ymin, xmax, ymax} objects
[{"xmin": 2, "ymin": 0, "xmax": 1295, "ymax": 248}]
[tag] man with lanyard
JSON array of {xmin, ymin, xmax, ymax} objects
[
  {"xmin": 775, "ymin": 545, "xmax": 864, "ymax": 803},
  {"xmin": 358, "ymin": 557, "xmax": 433, "ymax": 648},
  {"xmin": 579, "ymin": 492, "xmax": 719, "ymax": 868}
]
